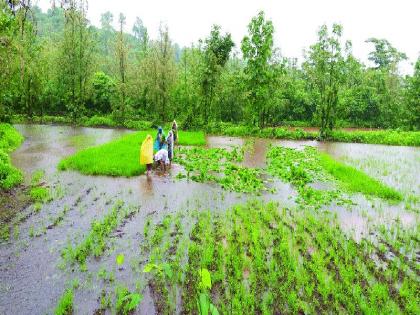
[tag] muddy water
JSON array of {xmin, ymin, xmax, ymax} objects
[{"xmin": 0, "ymin": 126, "xmax": 418, "ymax": 315}]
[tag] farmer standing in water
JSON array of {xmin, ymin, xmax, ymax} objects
[{"xmin": 140, "ymin": 134, "xmax": 154, "ymax": 176}]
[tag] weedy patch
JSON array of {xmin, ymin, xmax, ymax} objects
[
  {"xmin": 29, "ymin": 170, "xmax": 52, "ymax": 203},
  {"xmin": 267, "ymin": 146, "xmax": 402, "ymax": 208},
  {"xmin": 175, "ymin": 146, "xmax": 265, "ymax": 193}
]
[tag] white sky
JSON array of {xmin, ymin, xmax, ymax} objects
[{"xmin": 36, "ymin": 0, "xmax": 420, "ymax": 74}]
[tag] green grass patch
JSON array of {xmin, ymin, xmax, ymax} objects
[
  {"xmin": 58, "ymin": 130, "xmax": 206, "ymax": 177},
  {"xmin": 318, "ymin": 153, "xmax": 403, "ymax": 201},
  {"xmin": 54, "ymin": 288, "xmax": 73, "ymax": 315},
  {"xmin": 0, "ymin": 124, "xmax": 24, "ymax": 190}
]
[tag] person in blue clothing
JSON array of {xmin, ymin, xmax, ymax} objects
[{"xmin": 154, "ymin": 127, "xmax": 166, "ymax": 151}]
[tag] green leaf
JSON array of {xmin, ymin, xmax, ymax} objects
[
  {"xmin": 127, "ymin": 293, "xmax": 142, "ymax": 310},
  {"xmin": 209, "ymin": 303, "xmax": 220, "ymax": 315},
  {"xmin": 198, "ymin": 293, "xmax": 210, "ymax": 315},
  {"xmin": 199, "ymin": 268, "xmax": 212, "ymax": 290},
  {"xmin": 116, "ymin": 253, "xmax": 124, "ymax": 266},
  {"xmin": 143, "ymin": 263, "xmax": 157, "ymax": 273},
  {"xmin": 162, "ymin": 263, "xmax": 173, "ymax": 279}
]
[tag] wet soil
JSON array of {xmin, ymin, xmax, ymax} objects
[{"xmin": 0, "ymin": 125, "xmax": 418, "ymax": 315}]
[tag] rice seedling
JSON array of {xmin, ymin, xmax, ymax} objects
[
  {"xmin": 61, "ymin": 201, "xmax": 139, "ymax": 267},
  {"xmin": 54, "ymin": 288, "xmax": 73, "ymax": 315}
]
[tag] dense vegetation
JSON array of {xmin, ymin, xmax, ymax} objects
[
  {"xmin": 0, "ymin": 124, "xmax": 23, "ymax": 189},
  {"xmin": 1, "ymin": 1, "xmax": 419, "ymax": 140}
]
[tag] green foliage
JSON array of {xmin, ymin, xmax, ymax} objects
[
  {"xmin": 175, "ymin": 146, "xmax": 265, "ymax": 193},
  {"xmin": 0, "ymin": 124, "xmax": 23, "ymax": 189},
  {"xmin": 29, "ymin": 170, "xmax": 52, "ymax": 203},
  {"xmin": 91, "ymin": 72, "xmax": 116, "ymax": 113},
  {"xmin": 59, "ymin": 130, "xmax": 205, "ymax": 176},
  {"xmin": 200, "ymin": 25, "xmax": 234, "ymax": 123},
  {"xmin": 115, "ymin": 286, "xmax": 142, "ymax": 315},
  {"xmin": 54, "ymin": 289, "xmax": 73, "ymax": 315},
  {"xmin": 241, "ymin": 11, "xmax": 275, "ymax": 128},
  {"xmin": 303, "ymin": 24, "xmax": 345, "ymax": 138},
  {"xmin": 116, "ymin": 253, "xmax": 125, "ymax": 266}
]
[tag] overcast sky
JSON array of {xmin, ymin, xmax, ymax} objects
[{"xmin": 36, "ymin": 0, "xmax": 419, "ymax": 73}]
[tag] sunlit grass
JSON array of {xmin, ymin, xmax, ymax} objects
[{"xmin": 58, "ymin": 130, "xmax": 206, "ymax": 176}]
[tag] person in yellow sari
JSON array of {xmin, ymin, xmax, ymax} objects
[{"xmin": 140, "ymin": 134, "xmax": 153, "ymax": 176}]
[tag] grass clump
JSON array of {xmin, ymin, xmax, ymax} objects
[
  {"xmin": 54, "ymin": 288, "xmax": 73, "ymax": 315},
  {"xmin": 0, "ymin": 124, "xmax": 23, "ymax": 190},
  {"xmin": 29, "ymin": 170, "xmax": 52, "ymax": 203},
  {"xmin": 58, "ymin": 130, "xmax": 205, "ymax": 177}
]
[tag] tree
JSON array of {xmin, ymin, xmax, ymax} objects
[
  {"xmin": 366, "ymin": 38, "xmax": 407, "ymax": 70},
  {"xmin": 405, "ymin": 57, "xmax": 420, "ymax": 130},
  {"xmin": 58, "ymin": 0, "xmax": 95, "ymax": 120},
  {"xmin": 241, "ymin": 11, "xmax": 274, "ymax": 127},
  {"xmin": 365, "ymin": 38, "xmax": 408, "ymax": 128},
  {"xmin": 303, "ymin": 24, "xmax": 345, "ymax": 138},
  {"xmin": 91, "ymin": 71, "xmax": 116, "ymax": 114},
  {"xmin": 200, "ymin": 25, "xmax": 234, "ymax": 123},
  {"xmin": 132, "ymin": 17, "xmax": 148, "ymax": 52},
  {"xmin": 114, "ymin": 12, "xmax": 128, "ymax": 120},
  {"xmin": 139, "ymin": 24, "xmax": 176, "ymax": 121}
]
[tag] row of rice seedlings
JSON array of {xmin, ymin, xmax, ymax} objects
[
  {"xmin": 288, "ymin": 210, "xmax": 419, "ymax": 313},
  {"xmin": 140, "ymin": 201, "xmax": 418, "ymax": 313},
  {"xmin": 61, "ymin": 200, "xmax": 139, "ymax": 270},
  {"xmin": 142, "ymin": 213, "xmax": 186, "ymax": 314}
]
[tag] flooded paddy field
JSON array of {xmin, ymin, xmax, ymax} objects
[{"xmin": 1, "ymin": 125, "xmax": 419, "ymax": 314}]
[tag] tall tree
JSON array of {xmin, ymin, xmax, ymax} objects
[
  {"xmin": 114, "ymin": 12, "xmax": 128, "ymax": 120},
  {"xmin": 405, "ymin": 57, "xmax": 420, "ymax": 129},
  {"xmin": 241, "ymin": 11, "xmax": 274, "ymax": 127},
  {"xmin": 58, "ymin": 0, "xmax": 95, "ymax": 120},
  {"xmin": 200, "ymin": 25, "xmax": 234, "ymax": 123},
  {"xmin": 140, "ymin": 24, "xmax": 176, "ymax": 121},
  {"xmin": 304, "ymin": 24, "xmax": 345, "ymax": 138}
]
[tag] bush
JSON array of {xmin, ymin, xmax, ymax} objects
[{"xmin": 0, "ymin": 124, "xmax": 24, "ymax": 190}]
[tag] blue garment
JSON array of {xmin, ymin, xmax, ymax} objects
[{"xmin": 154, "ymin": 128, "xmax": 165, "ymax": 151}]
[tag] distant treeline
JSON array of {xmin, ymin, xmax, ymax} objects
[{"xmin": 1, "ymin": 1, "xmax": 419, "ymax": 138}]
